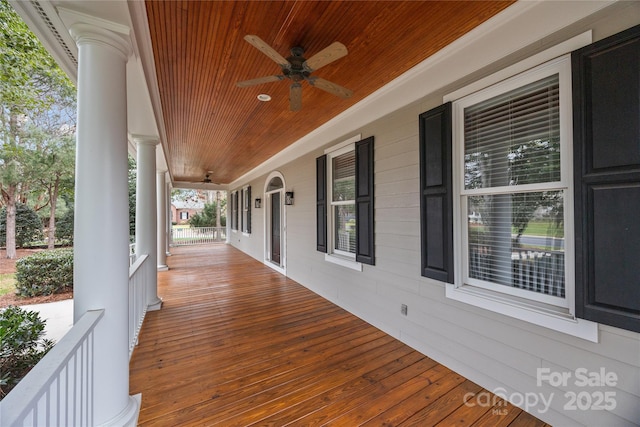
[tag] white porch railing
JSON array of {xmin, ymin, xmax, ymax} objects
[
  {"xmin": 171, "ymin": 226, "xmax": 226, "ymax": 246},
  {"xmin": 129, "ymin": 253, "xmax": 151, "ymax": 359},
  {"xmin": 1, "ymin": 250, "xmax": 154, "ymax": 425},
  {"xmin": 129, "ymin": 243, "xmax": 136, "ymax": 265},
  {"xmin": 0, "ymin": 309, "xmax": 104, "ymax": 427}
]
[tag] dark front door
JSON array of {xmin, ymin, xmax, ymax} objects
[{"xmin": 271, "ymin": 192, "xmax": 281, "ymax": 265}]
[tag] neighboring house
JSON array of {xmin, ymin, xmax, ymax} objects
[
  {"xmin": 4, "ymin": 2, "xmax": 639, "ymax": 426},
  {"xmin": 171, "ymin": 199, "xmax": 204, "ymax": 225}
]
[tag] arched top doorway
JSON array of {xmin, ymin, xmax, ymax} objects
[{"xmin": 264, "ymin": 171, "xmax": 286, "ymax": 275}]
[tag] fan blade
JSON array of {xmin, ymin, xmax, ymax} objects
[
  {"xmin": 237, "ymin": 75, "xmax": 284, "ymax": 87},
  {"xmin": 244, "ymin": 35, "xmax": 290, "ymax": 67},
  {"xmin": 289, "ymin": 83, "xmax": 302, "ymax": 112},
  {"xmin": 303, "ymin": 42, "xmax": 348, "ymax": 72},
  {"xmin": 307, "ymin": 77, "xmax": 353, "ymax": 99}
]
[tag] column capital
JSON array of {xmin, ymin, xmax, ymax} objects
[
  {"xmin": 60, "ymin": 8, "xmax": 132, "ymax": 60},
  {"xmin": 132, "ymin": 134, "xmax": 160, "ymax": 147}
]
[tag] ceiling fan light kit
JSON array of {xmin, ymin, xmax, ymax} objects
[{"xmin": 237, "ymin": 35, "xmax": 353, "ymax": 111}]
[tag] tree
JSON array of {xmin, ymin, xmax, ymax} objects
[
  {"xmin": 55, "ymin": 195, "xmax": 73, "ymax": 244},
  {"xmin": 171, "ymin": 188, "xmax": 198, "ymax": 201},
  {"xmin": 0, "ymin": 203, "xmax": 42, "ymax": 247},
  {"xmin": 0, "ymin": 0, "xmax": 75, "ymax": 258},
  {"xmin": 188, "ymin": 195, "xmax": 226, "ymax": 228},
  {"xmin": 465, "ymin": 137, "xmax": 562, "ymax": 246},
  {"xmin": 28, "ymin": 130, "xmax": 75, "ymax": 248}
]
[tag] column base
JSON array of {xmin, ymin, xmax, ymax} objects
[
  {"xmin": 166, "ymin": 251, "xmax": 172, "ymax": 257},
  {"xmin": 147, "ymin": 297, "xmax": 163, "ymax": 312},
  {"xmin": 99, "ymin": 394, "xmax": 140, "ymax": 427},
  {"xmin": 157, "ymin": 264, "xmax": 169, "ymax": 272}
]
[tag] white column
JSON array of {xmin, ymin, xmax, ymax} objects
[
  {"xmin": 134, "ymin": 136, "xmax": 162, "ymax": 310},
  {"xmin": 157, "ymin": 171, "xmax": 169, "ymax": 271},
  {"xmin": 166, "ymin": 182, "xmax": 172, "ymax": 256},
  {"xmin": 70, "ymin": 22, "xmax": 139, "ymax": 426}
]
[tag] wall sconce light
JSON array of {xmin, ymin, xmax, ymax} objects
[
  {"xmin": 254, "ymin": 198, "xmax": 262, "ymax": 208},
  {"xmin": 285, "ymin": 192, "xmax": 294, "ymax": 205}
]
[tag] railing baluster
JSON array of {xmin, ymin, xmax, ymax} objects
[
  {"xmin": 0, "ymin": 310, "xmax": 104, "ymax": 427},
  {"xmin": 129, "ymin": 253, "xmax": 151, "ymax": 358}
]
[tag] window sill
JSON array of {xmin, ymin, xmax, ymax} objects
[
  {"xmin": 445, "ymin": 283, "xmax": 599, "ymax": 342},
  {"xmin": 325, "ymin": 254, "xmax": 362, "ymax": 272}
]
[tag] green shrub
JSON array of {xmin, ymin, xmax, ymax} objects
[
  {"xmin": 55, "ymin": 206, "xmax": 74, "ymax": 244},
  {"xmin": 0, "ymin": 306, "xmax": 54, "ymax": 399},
  {"xmin": 15, "ymin": 249, "xmax": 73, "ymax": 297},
  {"xmin": 0, "ymin": 203, "xmax": 43, "ymax": 248}
]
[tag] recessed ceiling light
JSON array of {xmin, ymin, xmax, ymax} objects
[{"xmin": 257, "ymin": 94, "xmax": 271, "ymax": 102}]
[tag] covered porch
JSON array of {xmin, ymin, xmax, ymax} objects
[
  {"xmin": 130, "ymin": 244, "xmax": 546, "ymax": 426},
  {"xmin": 3, "ymin": 1, "xmax": 639, "ymax": 425}
]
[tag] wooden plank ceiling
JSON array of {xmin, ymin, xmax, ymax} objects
[{"xmin": 145, "ymin": 1, "xmax": 514, "ymax": 185}]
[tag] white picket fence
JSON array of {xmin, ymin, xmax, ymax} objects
[{"xmin": 171, "ymin": 226, "xmax": 226, "ymax": 246}]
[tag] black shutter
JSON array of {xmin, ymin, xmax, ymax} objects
[
  {"xmin": 231, "ymin": 192, "xmax": 237, "ymax": 230},
  {"xmin": 356, "ymin": 136, "xmax": 375, "ymax": 265},
  {"xmin": 239, "ymin": 190, "xmax": 243, "ymax": 232},
  {"xmin": 419, "ymin": 103, "xmax": 453, "ymax": 283},
  {"xmin": 235, "ymin": 192, "xmax": 239, "ymax": 231},
  {"xmin": 246, "ymin": 186, "xmax": 251, "ymax": 234},
  {"xmin": 573, "ymin": 25, "xmax": 640, "ymax": 333},
  {"xmin": 316, "ymin": 155, "xmax": 328, "ymax": 253}
]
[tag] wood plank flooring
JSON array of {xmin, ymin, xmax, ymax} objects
[{"xmin": 129, "ymin": 245, "xmax": 549, "ymax": 426}]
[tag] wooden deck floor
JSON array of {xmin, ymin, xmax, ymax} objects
[{"xmin": 129, "ymin": 245, "xmax": 548, "ymax": 426}]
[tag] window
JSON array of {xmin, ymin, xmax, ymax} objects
[
  {"xmin": 459, "ymin": 71, "xmax": 567, "ymax": 307},
  {"xmin": 230, "ymin": 191, "xmax": 238, "ymax": 231},
  {"xmin": 241, "ymin": 186, "xmax": 251, "ymax": 234},
  {"xmin": 317, "ymin": 135, "xmax": 375, "ymax": 269},
  {"xmin": 424, "ymin": 53, "xmax": 597, "ymax": 341},
  {"xmin": 330, "ymin": 147, "xmax": 357, "ymax": 257},
  {"xmin": 179, "ymin": 211, "xmax": 188, "ymax": 220}
]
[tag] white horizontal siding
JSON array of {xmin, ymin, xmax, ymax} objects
[{"xmin": 228, "ymin": 3, "xmax": 640, "ymax": 425}]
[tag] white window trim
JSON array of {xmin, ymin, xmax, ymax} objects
[
  {"xmin": 457, "ymin": 57, "xmax": 571, "ymax": 309},
  {"xmin": 231, "ymin": 190, "xmax": 238, "ymax": 233},
  {"xmin": 445, "ymin": 42, "xmax": 598, "ymax": 342},
  {"xmin": 241, "ymin": 185, "xmax": 250, "ymax": 235},
  {"xmin": 324, "ymin": 135, "xmax": 362, "ymax": 272}
]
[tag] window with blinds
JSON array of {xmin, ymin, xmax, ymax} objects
[
  {"xmin": 464, "ymin": 75, "xmax": 561, "ymax": 190},
  {"xmin": 331, "ymin": 150, "xmax": 356, "ymax": 255},
  {"xmin": 458, "ymin": 71, "xmax": 567, "ymax": 305}
]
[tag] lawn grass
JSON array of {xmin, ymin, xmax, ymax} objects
[
  {"xmin": 518, "ymin": 220, "xmax": 564, "ymax": 238},
  {"xmin": 0, "ymin": 273, "xmax": 16, "ymax": 296},
  {"xmin": 472, "ymin": 220, "xmax": 564, "ymax": 237}
]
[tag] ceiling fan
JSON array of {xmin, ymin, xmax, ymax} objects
[
  {"xmin": 237, "ymin": 35, "xmax": 353, "ymax": 111},
  {"xmin": 187, "ymin": 172, "xmax": 215, "ymax": 184}
]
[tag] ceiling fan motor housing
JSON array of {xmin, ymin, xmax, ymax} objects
[{"xmin": 284, "ymin": 47, "xmax": 310, "ymax": 81}]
